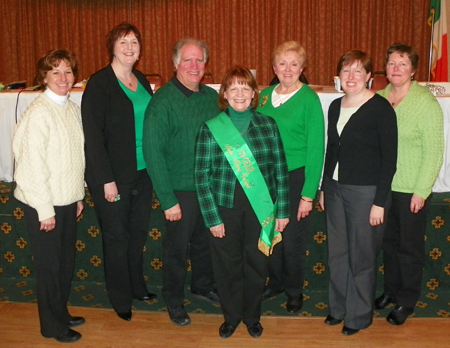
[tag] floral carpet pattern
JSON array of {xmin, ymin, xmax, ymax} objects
[{"xmin": 1, "ymin": 182, "xmax": 450, "ymax": 318}]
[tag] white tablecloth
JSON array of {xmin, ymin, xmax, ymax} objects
[{"xmin": 1, "ymin": 89, "xmax": 449, "ymax": 192}]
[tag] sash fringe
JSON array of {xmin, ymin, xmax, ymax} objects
[{"xmin": 258, "ymin": 232, "xmax": 283, "ymax": 257}]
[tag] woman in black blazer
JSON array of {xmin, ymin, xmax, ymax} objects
[{"xmin": 81, "ymin": 22, "xmax": 156, "ymax": 321}]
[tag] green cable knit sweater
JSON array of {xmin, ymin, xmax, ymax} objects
[
  {"xmin": 257, "ymin": 84, "xmax": 325, "ymax": 199},
  {"xmin": 143, "ymin": 80, "xmax": 220, "ymax": 210},
  {"xmin": 378, "ymin": 81, "xmax": 444, "ymax": 198}
]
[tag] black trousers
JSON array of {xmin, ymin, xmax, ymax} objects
[
  {"xmin": 23, "ymin": 202, "xmax": 78, "ymax": 338},
  {"xmin": 86, "ymin": 169, "xmax": 153, "ymax": 313},
  {"xmin": 161, "ymin": 191, "xmax": 215, "ymax": 306},
  {"xmin": 382, "ymin": 191, "xmax": 431, "ymax": 308},
  {"xmin": 208, "ymin": 184, "xmax": 268, "ymax": 327},
  {"xmin": 266, "ymin": 167, "xmax": 313, "ymax": 298}
]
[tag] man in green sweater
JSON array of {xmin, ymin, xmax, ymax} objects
[{"xmin": 143, "ymin": 38, "xmax": 221, "ymax": 327}]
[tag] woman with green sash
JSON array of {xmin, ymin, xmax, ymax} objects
[{"xmin": 195, "ymin": 66, "xmax": 290, "ymax": 339}]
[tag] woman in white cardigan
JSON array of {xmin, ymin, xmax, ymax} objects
[{"xmin": 13, "ymin": 49, "xmax": 85, "ymax": 344}]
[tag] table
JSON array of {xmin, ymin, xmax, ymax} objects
[{"xmin": 1, "ymin": 88, "xmax": 449, "ymax": 192}]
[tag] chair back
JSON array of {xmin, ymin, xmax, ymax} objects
[
  {"xmin": 144, "ymin": 74, "xmax": 163, "ymax": 91},
  {"xmin": 201, "ymin": 73, "xmax": 214, "ymax": 84},
  {"xmin": 371, "ymin": 72, "xmax": 389, "ymax": 91}
]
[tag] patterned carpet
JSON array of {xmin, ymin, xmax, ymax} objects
[{"xmin": 1, "ymin": 181, "xmax": 450, "ymax": 318}]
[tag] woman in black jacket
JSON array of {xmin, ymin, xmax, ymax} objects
[
  {"xmin": 81, "ymin": 22, "xmax": 156, "ymax": 321},
  {"xmin": 319, "ymin": 50, "xmax": 397, "ymax": 335}
]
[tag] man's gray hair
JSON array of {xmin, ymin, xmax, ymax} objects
[{"xmin": 172, "ymin": 38, "xmax": 209, "ymax": 65}]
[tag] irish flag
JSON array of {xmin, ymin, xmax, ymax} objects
[{"xmin": 429, "ymin": 0, "xmax": 448, "ymax": 81}]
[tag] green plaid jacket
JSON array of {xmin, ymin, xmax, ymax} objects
[{"xmin": 195, "ymin": 110, "xmax": 290, "ymax": 228}]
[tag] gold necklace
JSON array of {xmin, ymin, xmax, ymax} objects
[
  {"xmin": 276, "ymin": 81, "xmax": 300, "ymax": 105},
  {"xmin": 118, "ymin": 74, "xmax": 134, "ymax": 88}
]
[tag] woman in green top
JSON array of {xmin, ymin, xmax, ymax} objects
[
  {"xmin": 81, "ymin": 23, "xmax": 156, "ymax": 322},
  {"xmin": 375, "ymin": 43, "xmax": 444, "ymax": 325},
  {"xmin": 257, "ymin": 41, "xmax": 325, "ymax": 313}
]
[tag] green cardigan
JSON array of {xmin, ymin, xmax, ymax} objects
[
  {"xmin": 378, "ymin": 81, "xmax": 444, "ymax": 198},
  {"xmin": 143, "ymin": 79, "xmax": 220, "ymax": 210},
  {"xmin": 257, "ymin": 84, "xmax": 325, "ymax": 199}
]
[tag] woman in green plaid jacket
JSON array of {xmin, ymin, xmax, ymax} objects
[{"xmin": 195, "ymin": 66, "xmax": 290, "ymax": 339}]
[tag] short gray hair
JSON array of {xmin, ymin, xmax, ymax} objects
[{"xmin": 172, "ymin": 38, "xmax": 209, "ymax": 65}]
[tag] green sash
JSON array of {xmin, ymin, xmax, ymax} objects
[{"xmin": 206, "ymin": 112, "xmax": 281, "ymax": 256}]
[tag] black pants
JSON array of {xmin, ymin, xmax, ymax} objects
[
  {"xmin": 382, "ymin": 191, "xmax": 431, "ymax": 308},
  {"xmin": 209, "ymin": 184, "xmax": 268, "ymax": 327},
  {"xmin": 266, "ymin": 167, "xmax": 313, "ymax": 298},
  {"xmin": 86, "ymin": 169, "xmax": 153, "ymax": 313},
  {"xmin": 23, "ymin": 202, "xmax": 78, "ymax": 338},
  {"xmin": 161, "ymin": 191, "xmax": 215, "ymax": 306}
]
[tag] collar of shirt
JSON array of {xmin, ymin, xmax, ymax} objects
[{"xmin": 171, "ymin": 76, "xmax": 205, "ymax": 97}]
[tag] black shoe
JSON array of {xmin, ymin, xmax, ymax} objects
[
  {"xmin": 135, "ymin": 293, "xmax": 157, "ymax": 301},
  {"xmin": 386, "ymin": 305, "xmax": 414, "ymax": 325},
  {"xmin": 375, "ymin": 293, "xmax": 395, "ymax": 310},
  {"xmin": 342, "ymin": 326, "xmax": 360, "ymax": 336},
  {"xmin": 68, "ymin": 316, "xmax": 85, "ymax": 328},
  {"xmin": 117, "ymin": 310, "xmax": 132, "ymax": 321},
  {"xmin": 191, "ymin": 289, "xmax": 220, "ymax": 304},
  {"xmin": 247, "ymin": 322, "xmax": 263, "ymax": 338},
  {"xmin": 55, "ymin": 329, "xmax": 82, "ymax": 343},
  {"xmin": 261, "ymin": 288, "xmax": 284, "ymax": 301},
  {"xmin": 167, "ymin": 305, "xmax": 191, "ymax": 326},
  {"xmin": 286, "ymin": 296, "xmax": 303, "ymax": 313},
  {"xmin": 324, "ymin": 314, "xmax": 342, "ymax": 326},
  {"xmin": 219, "ymin": 322, "xmax": 236, "ymax": 339}
]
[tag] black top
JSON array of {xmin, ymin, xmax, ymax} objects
[
  {"xmin": 323, "ymin": 93, "xmax": 398, "ymax": 207},
  {"xmin": 81, "ymin": 64, "xmax": 153, "ymax": 185}
]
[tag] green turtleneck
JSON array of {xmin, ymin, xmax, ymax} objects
[{"xmin": 228, "ymin": 106, "xmax": 252, "ymax": 143}]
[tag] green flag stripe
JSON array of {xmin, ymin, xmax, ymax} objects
[{"xmin": 430, "ymin": 0, "xmax": 441, "ymax": 23}]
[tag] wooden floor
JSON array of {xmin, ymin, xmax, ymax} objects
[{"xmin": 1, "ymin": 302, "xmax": 449, "ymax": 348}]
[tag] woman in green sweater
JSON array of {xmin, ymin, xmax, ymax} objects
[
  {"xmin": 257, "ymin": 41, "xmax": 325, "ymax": 313},
  {"xmin": 376, "ymin": 43, "xmax": 444, "ymax": 325}
]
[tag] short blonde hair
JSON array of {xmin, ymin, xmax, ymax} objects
[{"xmin": 272, "ymin": 41, "xmax": 307, "ymax": 67}]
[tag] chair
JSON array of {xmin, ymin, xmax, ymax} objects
[
  {"xmin": 371, "ymin": 71, "xmax": 389, "ymax": 91},
  {"xmin": 144, "ymin": 74, "xmax": 163, "ymax": 91},
  {"xmin": 201, "ymin": 73, "xmax": 214, "ymax": 84}
]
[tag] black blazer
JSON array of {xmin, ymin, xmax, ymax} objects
[
  {"xmin": 323, "ymin": 94, "xmax": 397, "ymax": 207},
  {"xmin": 81, "ymin": 64, "xmax": 153, "ymax": 185}
]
